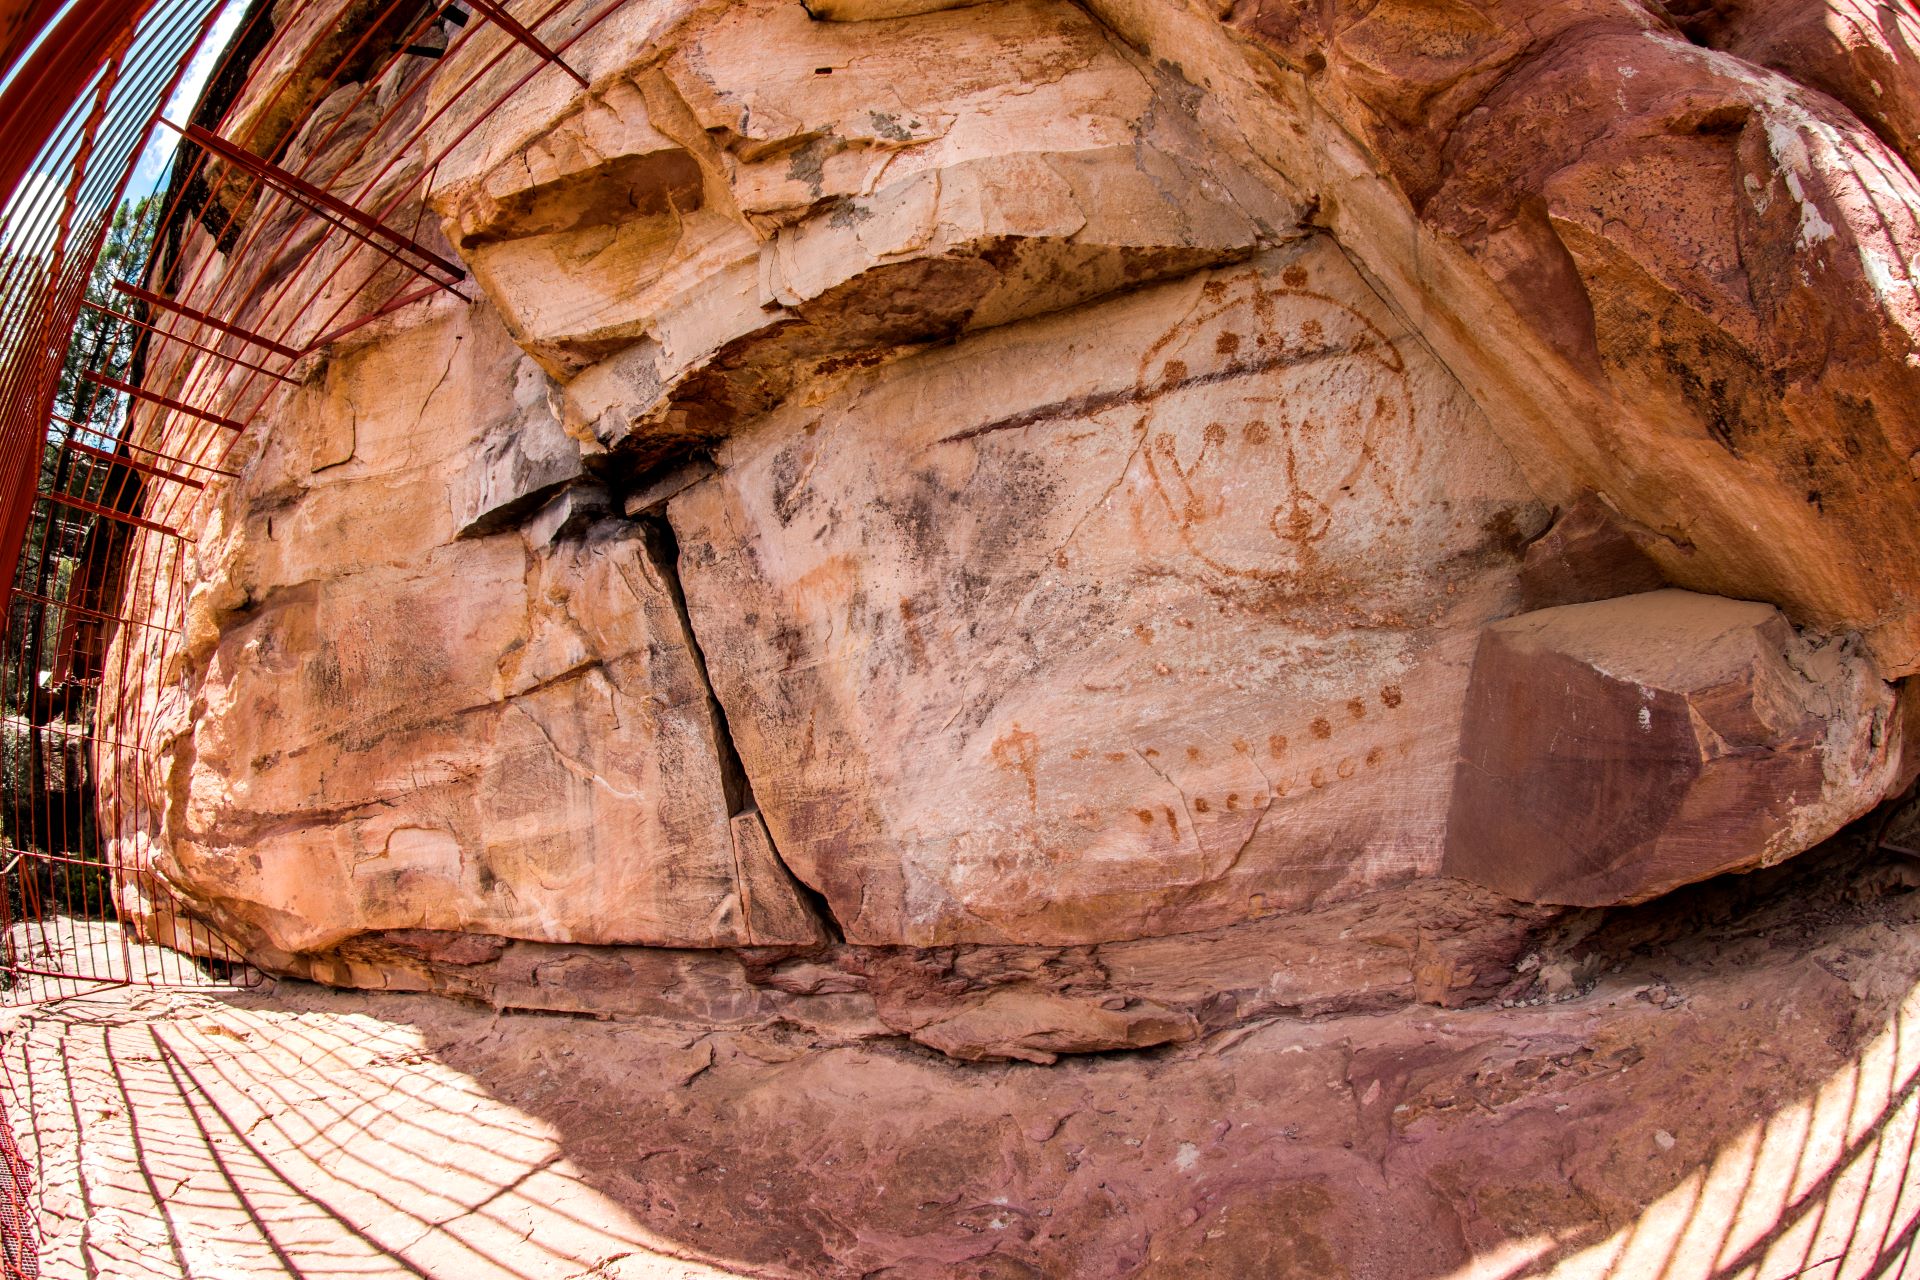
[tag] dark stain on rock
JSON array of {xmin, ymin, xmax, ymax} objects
[{"xmin": 1481, "ymin": 506, "xmax": 1528, "ymax": 558}]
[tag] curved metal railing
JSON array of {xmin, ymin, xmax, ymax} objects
[{"xmin": 0, "ymin": 0, "xmax": 626, "ymax": 993}]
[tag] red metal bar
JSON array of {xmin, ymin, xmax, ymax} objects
[
  {"xmin": 464, "ymin": 0, "xmax": 587, "ymax": 88},
  {"xmin": 298, "ymin": 281, "xmax": 438, "ymax": 353},
  {"xmin": 0, "ymin": 0, "xmax": 152, "ymax": 223},
  {"xmin": 0, "ymin": 0, "xmax": 272, "ymax": 1013},
  {"xmin": 192, "ymin": 0, "xmax": 632, "ymax": 443},
  {"xmin": 50, "ymin": 414, "xmax": 239, "ymax": 477},
  {"xmin": 0, "ymin": 0, "xmax": 69, "ymax": 79},
  {"xmin": 124, "ymin": 0, "xmax": 609, "ymax": 545},
  {"xmin": 176, "ymin": 121, "xmax": 467, "ymax": 287},
  {"xmin": 11, "ymin": 590, "xmax": 180, "ymax": 634},
  {"xmin": 137, "ymin": 0, "xmax": 447, "ymax": 367},
  {"xmin": 119, "ymin": 443, "xmax": 237, "ymax": 477},
  {"xmin": 42, "ymin": 490, "xmax": 185, "ymax": 540},
  {"xmin": 66, "ymin": 440, "xmax": 205, "ymax": 490},
  {"xmin": 4, "ymin": 846, "xmax": 149, "ymax": 869},
  {"xmin": 0, "ymin": 4, "xmax": 152, "ymax": 693},
  {"xmin": 1, "ymin": 966, "xmax": 132, "ymax": 984},
  {"xmin": 46, "ymin": 35, "xmax": 129, "ymax": 343},
  {"xmin": 83, "ymin": 299, "xmax": 298, "ymax": 383},
  {"xmin": 147, "ymin": 0, "xmax": 632, "ymax": 463},
  {"xmin": 112, "ymin": 281, "xmax": 301, "ymax": 359},
  {"xmin": 82, "ymin": 371, "xmax": 245, "ymax": 432}
]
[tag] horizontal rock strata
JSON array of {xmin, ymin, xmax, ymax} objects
[
  {"xmin": 93, "ymin": 0, "xmax": 1920, "ymax": 1065},
  {"xmin": 287, "ymin": 876, "xmax": 1555, "ymax": 1063}
]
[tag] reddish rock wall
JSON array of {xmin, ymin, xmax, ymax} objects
[{"xmin": 99, "ymin": 0, "xmax": 1920, "ymax": 1067}]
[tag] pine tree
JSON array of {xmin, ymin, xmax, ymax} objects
[{"xmin": 3, "ymin": 195, "xmax": 159, "ymax": 881}]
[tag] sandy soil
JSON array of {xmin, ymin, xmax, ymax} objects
[{"xmin": 6, "ymin": 840, "xmax": 1920, "ymax": 1278}]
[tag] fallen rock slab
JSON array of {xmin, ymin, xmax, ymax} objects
[{"xmin": 1444, "ymin": 589, "xmax": 1905, "ymax": 905}]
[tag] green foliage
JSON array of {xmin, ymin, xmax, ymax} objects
[
  {"xmin": 56, "ymin": 194, "xmax": 159, "ymax": 441},
  {"xmin": 1, "ymin": 195, "xmax": 159, "ymax": 917}
]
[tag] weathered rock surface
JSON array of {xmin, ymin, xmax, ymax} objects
[
  {"xmin": 112, "ymin": 307, "xmax": 824, "ymax": 959},
  {"xmin": 1445, "ymin": 590, "xmax": 1904, "ymax": 905},
  {"xmin": 96, "ymin": 0, "xmax": 1920, "ymax": 1066},
  {"xmin": 1670, "ymin": 0, "xmax": 1920, "ymax": 177},
  {"xmin": 428, "ymin": 0, "xmax": 1297, "ymax": 465},
  {"xmin": 669, "ymin": 241, "xmax": 1544, "ymax": 945},
  {"xmin": 282, "ymin": 875, "xmax": 1553, "ymax": 1061},
  {"xmin": 1515, "ymin": 493, "xmax": 1670, "ymax": 612},
  {"xmin": 1188, "ymin": 0, "xmax": 1920, "ymax": 668}
]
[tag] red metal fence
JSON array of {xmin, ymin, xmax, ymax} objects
[
  {"xmin": 0, "ymin": 0, "xmax": 242, "ymax": 1012},
  {"xmin": 0, "ymin": 0, "xmax": 629, "ymax": 988},
  {"xmin": 0, "ymin": 0, "xmax": 629, "ymax": 1265}
]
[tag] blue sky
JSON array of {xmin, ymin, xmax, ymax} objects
[
  {"xmin": 0, "ymin": 0, "xmax": 249, "ymax": 245},
  {"xmin": 126, "ymin": 0, "xmax": 251, "ymax": 198}
]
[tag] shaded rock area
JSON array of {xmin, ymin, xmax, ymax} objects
[
  {"xmin": 1514, "ymin": 494, "xmax": 1670, "ymax": 614},
  {"xmin": 1445, "ymin": 590, "xmax": 1906, "ymax": 906},
  {"xmin": 14, "ymin": 828, "xmax": 1920, "ymax": 1277},
  {"xmin": 282, "ymin": 876, "xmax": 1555, "ymax": 1063}
]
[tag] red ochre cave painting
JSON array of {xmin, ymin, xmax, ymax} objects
[
  {"xmin": 986, "ymin": 681, "xmax": 1413, "ymax": 848},
  {"xmin": 1133, "ymin": 265, "xmax": 1414, "ymax": 587},
  {"xmin": 933, "ymin": 677, "xmax": 1424, "ymax": 933},
  {"xmin": 943, "ymin": 267, "xmax": 1437, "ymax": 912}
]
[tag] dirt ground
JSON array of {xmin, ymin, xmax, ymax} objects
[{"xmin": 8, "ymin": 841, "xmax": 1920, "ymax": 1278}]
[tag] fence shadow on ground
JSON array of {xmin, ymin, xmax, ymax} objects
[{"xmin": 9, "ymin": 844, "xmax": 1920, "ymax": 1277}]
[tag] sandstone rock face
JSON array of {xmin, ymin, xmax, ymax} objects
[
  {"xmin": 288, "ymin": 875, "xmax": 1550, "ymax": 1062},
  {"xmin": 670, "ymin": 241, "xmax": 1543, "ymax": 945},
  {"xmin": 1445, "ymin": 590, "xmax": 1903, "ymax": 906},
  {"xmin": 1194, "ymin": 0, "xmax": 1920, "ymax": 668},
  {"xmin": 1515, "ymin": 493, "xmax": 1670, "ymax": 613},
  {"xmin": 1670, "ymin": 0, "xmax": 1920, "ymax": 178},
  {"xmin": 98, "ymin": 0, "xmax": 1920, "ymax": 1056},
  {"xmin": 113, "ymin": 307, "xmax": 823, "ymax": 959},
  {"xmin": 428, "ymin": 0, "xmax": 1299, "ymax": 464}
]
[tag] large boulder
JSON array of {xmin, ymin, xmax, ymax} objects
[
  {"xmin": 1193, "ymin": 0, "xmax": 1920, "ymax": 670},
  {"xmin": 1444, "ymin": 590, "xmax": 1905, "ymax": 906}
]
